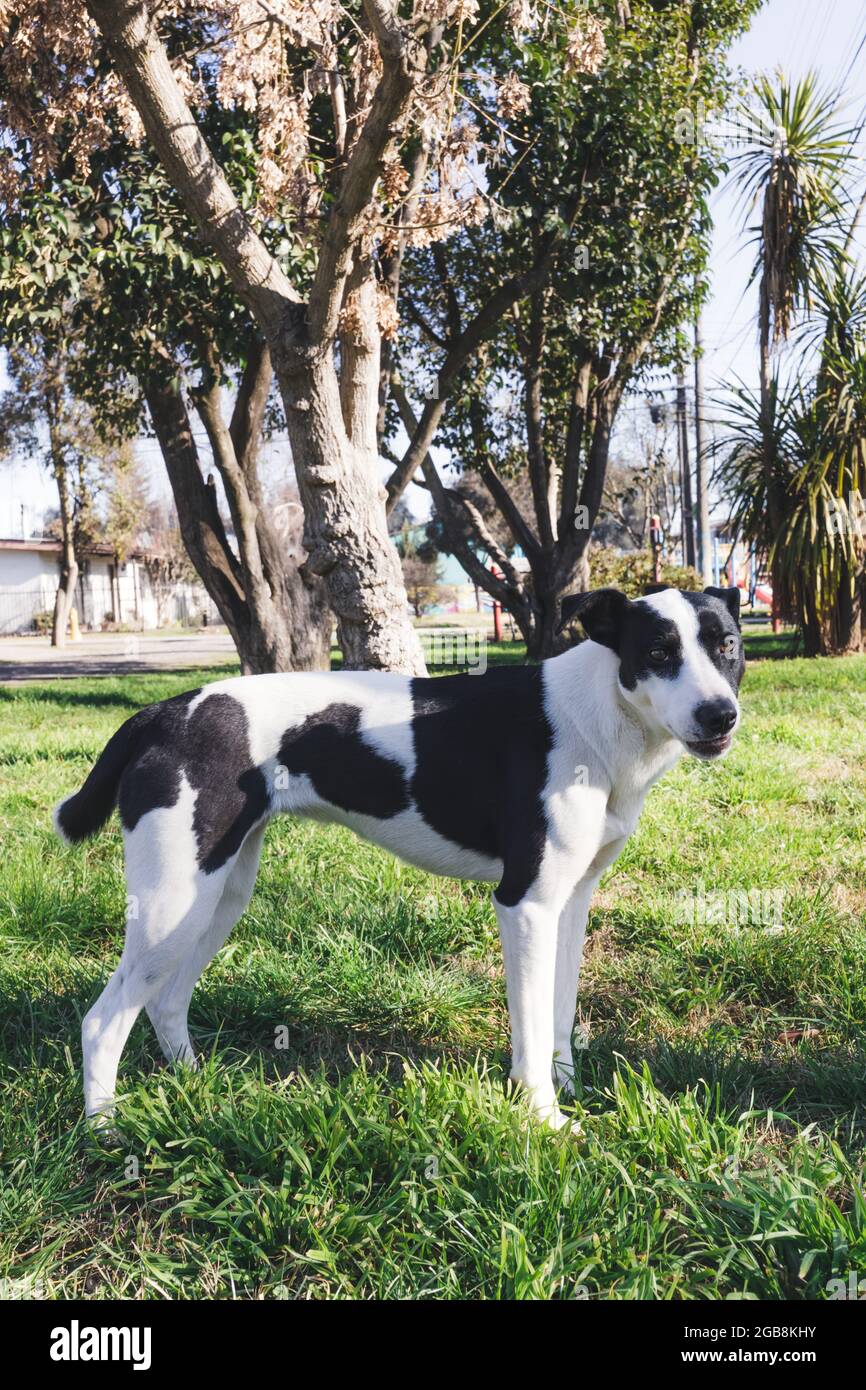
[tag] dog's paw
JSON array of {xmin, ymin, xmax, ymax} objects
[
  {"xmin": 546, "ymin": 1106, "xmax": 583, "ymax": 1139},
  {"xmin": 86, "ymin": 1110, "xmax": 122, "ymax": 1148}
]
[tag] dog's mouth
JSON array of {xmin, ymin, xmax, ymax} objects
[{"xmin": 685, "ymin": 733, "xmax": 733, "ymax": 759}]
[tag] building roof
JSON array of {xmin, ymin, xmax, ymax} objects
[{"xmin": 0, "ymin": 537, "xmax": 150, "ymax": 559}]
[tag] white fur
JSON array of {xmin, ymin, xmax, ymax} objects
[
  {"xmin": 52, "ymin": 798, "xmax": 75, "ymax": 847},
  {"xmin": 75, "ymin": 599, "xmax": 739, "ymax": 1131}
]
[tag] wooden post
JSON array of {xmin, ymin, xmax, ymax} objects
[
  {"xmin": 677, "ymin": 373, "xmax": 696, "ymax": 570},
  {"xmin": 694, "ymin": 307, "xmax": 712, "ymax": 585}
]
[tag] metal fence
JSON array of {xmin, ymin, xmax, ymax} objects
[
  {"xmin": 0, "ymin": 580, "xmax": 222, "ymax": 635},
  {"xmin": 0, "ymin": 586, "xmax": 52, "ymax": 636}
]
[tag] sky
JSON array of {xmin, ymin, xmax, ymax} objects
[
  {"xmin": 700, "ymin": 0, "xmax": 866, "ymax": 391},
  {"xmin": 3, "ymin": 0, "xmax": 866, "ymax": 536}
]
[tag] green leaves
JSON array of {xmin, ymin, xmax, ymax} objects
[{"xmin": 733, "ymin": 72, "xmax": 857, "ymax": 345}]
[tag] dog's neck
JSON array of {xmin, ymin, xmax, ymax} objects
[{"xmin": 543, "ymin": 639, "xmax": 682, "ymax": 798}]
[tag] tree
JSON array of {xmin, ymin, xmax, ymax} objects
[
  {"xmin": 393, "ymin": 519, "xmax": 442, "ymax": 617},
  {"xmin": 731, "ymin": 72, "xmax": 856, "ymax": 625},
  {"xmin": 717, "ymin": 260, "xmax": 866, "ymax": 657},
  {"xmin": 101, "ymin": 442, "xmax": 150, "ymax": 565},
  {"xmin": 0, "ymin": 127, "xmax": 331, "ymax": 673},
  {"xmin": 2, "ymin": 1, "xmax": 655, "ymax": 674},
  {"xmin": 389, "ymin": 0, "xmax": 758, "ymax": 656},
  {"xmin": 0, "ymin": 1, "xmax": 502, "ymax": 672},
  {"xmin": 0, "ymin": 337, "xmax": 110, "ymax": 645}
]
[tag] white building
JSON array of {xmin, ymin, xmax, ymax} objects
[{"xmin": 0, "ymin": 538, "xmax": 220, "ymax": 635}]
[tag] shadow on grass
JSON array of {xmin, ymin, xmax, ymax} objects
[
  {"xmin": 0, "ymin": 686, "xmax": 143, "ymax": 711},
  {"xmin": 572, "ymin": 1032, "xmax": 866, "ymax": 1131},
  {"xmin": 6, "ymin": 978, "xmax": 866, "ymax": 1143},
  {"xmin": 0, "ymin": 671, "xmax": 229, "ymax": 712},
  {"xmin": 742, "ymin": 627, "xmax": 802, "ymax": 661}
]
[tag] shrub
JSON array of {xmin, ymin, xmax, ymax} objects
[{"xmin": 589, "ymin": 546, "xmax": 702, "ymax": 598}]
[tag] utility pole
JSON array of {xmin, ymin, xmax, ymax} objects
[
  {"xmin": 676, "ymin": 372, "xmax": 696, "ymax": 569},
  {"xmin": 694, "ymin": 306, "xmax": 712, "ymax": 585}
]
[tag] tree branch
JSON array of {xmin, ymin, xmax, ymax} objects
[
  {"xmin": 307, "ymin": 0, "xmax": 417, "ymax": 344},
  {"xmin": 390, "ymin": 380, "xmax": 528, "ymax": 611},
  {"xmin": 229, "ymin": 337, "xmax": 273, "ymax": 472},
  {"xmin": 467, "ymin": 395, "xmax": 541, "ymax": 562},
  {"xmin": 144, "ymin": 373, "xmax": 246, "ymax": 626},
  {"xmin": 192, "ymin": 378, "xmax": 274, "ymax": 623},
  {"xmin": 388, "ymin": 197, "xmax": 590, "ymax": 507},
  {"xmin": 87, "ymin": 0, "xmax": 298, "ymax": 340},
  {"xmin": 521, "ymin": 289, "xmax": 556, "ymax": 550},
  {"xmin": 557, "ymin": 355, "xmax": 593, "ymax": 538}
]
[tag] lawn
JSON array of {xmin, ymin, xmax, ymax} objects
[{"xmin": 1, "ymin": 645, "xmax": 865, "ymax": 1299}]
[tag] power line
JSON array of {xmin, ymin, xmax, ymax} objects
[{"xmin": 836, "ymin": 16, "xmax": 866, "ymax": 99}]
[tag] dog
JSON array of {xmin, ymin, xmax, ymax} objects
[{"xmin": 54, "ymin": 584, "xmax": 744, "ymax": 1131}]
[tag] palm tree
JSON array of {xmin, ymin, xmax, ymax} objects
[
  {"xmin": 731, "ymin": 72, "xmax": 855, "ymax": 625},
  {"xmin": 717, "ymin": 261, "xmax": 866, "ymax": 656},
  {"xmin": 792, "ymin": 260, "xmax": 866, "ymax": 653}
]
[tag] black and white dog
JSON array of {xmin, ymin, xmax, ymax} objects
[{"xmin": 55, "ymin": 585, "xmax": 744, "ymax": 1131}]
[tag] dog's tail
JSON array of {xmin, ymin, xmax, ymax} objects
[{"xmin": 53, "ymin": 712, "xmax": 143, "ymax": 845}]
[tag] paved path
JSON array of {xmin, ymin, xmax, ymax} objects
[{"xmin": 0, "ymin": 630, "xmax": 237, "ymax": 683}]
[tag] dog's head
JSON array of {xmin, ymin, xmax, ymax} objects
[{"xmin": 560, "ymin": 585, "xmax": 745, "ymax": 759}]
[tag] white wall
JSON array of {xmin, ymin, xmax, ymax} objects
[
  {"xmin": 0, "ymin": 547, "xmax": 221, "ymax": 634},
  {"xmin": 0, "ymin": 549, "xmax": 59, "ymax": 633}
]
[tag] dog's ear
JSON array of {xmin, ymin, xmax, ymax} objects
[
  {"xmin": 558, "ymin": 588, "xmax": 629, "ymax": 651},
  {"xmin": 643, "ymin": 583, "xmax": 671, "ymax": 596},
  {"xmin": 704, "ymin": 585, "xmax": 741, "ymax": 626}
]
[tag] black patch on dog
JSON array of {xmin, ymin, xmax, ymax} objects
[
  {"xmin": 116, "ymin": 690, "xmax": 198, "ymax": 833},
  {"xmin": 617, "ymin": 603, "xmax": 685, "ymax": 690},
  {"xmin": 410, "ymin": 667, "xmax": 552, "ymax": 907},
  {"xmin": 185, "ymin": 694, "xmax": 269, "ymax": 873},
  {"xmin": 680, "ymin": 592, "xmax": 745, "ymax": 694},
  {"xmin": 616, "ymin": 591, "xmax": 744, "ymax": 694},
  {"xmin": 118, "ymin": 690, "xmax": 269, "ymax": 873},
  {"xmin": 278, "ymin": 703, "xmax": 409, "ymax": 819},
  {"xmin": 57, "ymin": 691, "xmax": 197, "ymax": 844}
]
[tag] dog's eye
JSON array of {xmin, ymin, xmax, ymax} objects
[{"xmin": 648, "ymin": 646, "xmax": 669, "ymax": 664}]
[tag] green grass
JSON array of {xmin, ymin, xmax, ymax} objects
[
  {"xmin": 742, "ymin": 625, "xmax": 801, "ymax": 661},
  {"xmin": 1, "ymin": 648, "xmax": 866, "ymax": 1299}
]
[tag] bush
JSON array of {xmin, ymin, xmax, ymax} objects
[{"xmin": 589, "ymin": 546, "xmax": 701, "ymax": 598}]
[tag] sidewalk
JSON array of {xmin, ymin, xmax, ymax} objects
[{"xmin": 0, "ymin": 630, "xmax": 237, "ymax": 683}]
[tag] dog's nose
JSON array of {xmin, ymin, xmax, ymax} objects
[{"xmin": 694, "ymin": 698, "xmax": 737, "ymax": 737}]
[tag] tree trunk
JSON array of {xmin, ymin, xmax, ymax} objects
[
  {"xmin": 51, "ymin": 457, "xmax": 78, "ymax": 648},
  {"xmin": 758, "ymin": 281, "xmax": 787, "ymax": 632},
  {"xmin": 145, "ymin": 374, "xmax": 331, "ymax": 674},
  {"xmin": 833, "ymin": 573, "xmax": 863, "ymax": 654},
  {"xmin": 87, "ymin": 0, "xmax": 425, "ymax": 676},
  {"xmin": 271, "ymin": 303, "xmax": 424, "ymax": 672},
  {"xmin": 806, "ymin": 563, "xmax": 865, "ymax": 656}
]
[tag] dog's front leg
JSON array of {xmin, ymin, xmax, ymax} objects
[
  {"xmin": 496, "ymin": 895, "xmax": 570, "ymax": 1131},
  {"xmin": 552, "ymin": 836, "xmax": 629, "ymax": 1096}
]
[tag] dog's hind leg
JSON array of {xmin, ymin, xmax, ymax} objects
[
  {"xmin": 145, "ymin": 823, "xmax": 266, "ymax": 1067},
  {"xmin": 81, "ymin": 785, "xmax": 229, "ymax": 1123}
]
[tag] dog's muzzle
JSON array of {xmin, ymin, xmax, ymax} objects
[{"xmin": 686, "ymin": 698, "xmax": 738, "ymax": 759}]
